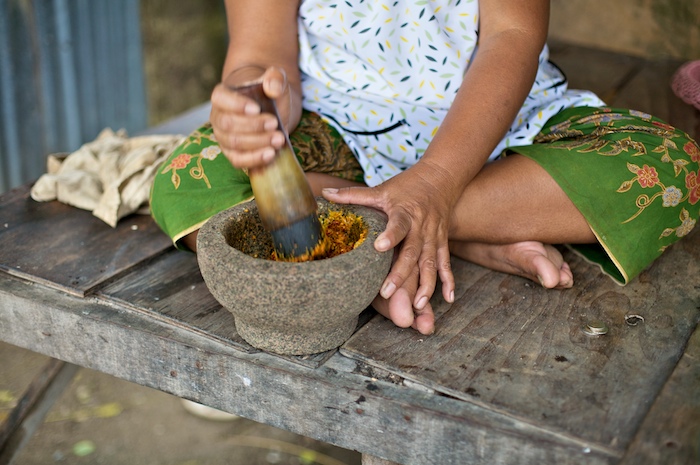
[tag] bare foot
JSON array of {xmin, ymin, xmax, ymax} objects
[
  {"xmin": 450, "ymin": 240, "xmax": 574, "ymax": 289},
  {"xmin": 371, "ymin": 266, "xmax": 435, "ymax": 335}
]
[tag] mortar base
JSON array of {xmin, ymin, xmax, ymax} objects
[{"xmin": 234, "ymin": 316, "xmax": 359, "ymax": 355}]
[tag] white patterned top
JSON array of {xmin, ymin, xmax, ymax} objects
[{"xmin": 297, "ymin": 0, "xmax": 605, "ymax": 186}]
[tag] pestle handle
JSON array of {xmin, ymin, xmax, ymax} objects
[{"xmin": 227, "ymin": 77, "xmax": 322, "ymax": 258}]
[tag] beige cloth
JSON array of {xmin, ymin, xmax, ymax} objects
[{"xmin": 31, "ymin": 128, "xmax": 184, "ymax": 227}]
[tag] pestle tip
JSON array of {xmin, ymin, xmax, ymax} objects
[{"xmin": 271, "ymin": 213, "xmax": 324, "ymax": 259}]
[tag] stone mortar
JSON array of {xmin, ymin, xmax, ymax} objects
[{"xmin": 197, "ymin": 198, "xmax": 393, "ymax": 355}]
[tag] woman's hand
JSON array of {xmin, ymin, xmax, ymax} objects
[
  {"xmin": 323, "ymin": 159, "xmax": 458, "ymax": 333},
  {"xmin": 210, "ymin": 66, "xmax": 296, "ymax": 170}
]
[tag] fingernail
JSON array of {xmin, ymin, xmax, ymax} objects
[
  {"xmin": 416, "ymin": 296, "xmax": 428, "ymax": 310},
  {"xmin": 271, "ymin": 132, "xmax": 285, "ymax": 146},
  {"xmin": 263, "ymin": 119, "xmax": 278, "ymax": 131},
  {"xmin": 270, "ymin": 79, "xmax": 284, "ymax": 96},
  {"xmin": 244, "ymin": 103, "xmax": 259, "ymax": 115},
  {"xmin": 448, "ymin": 290, "xmax": 454, "ymax": 303},
  {"xmin": 322, "ymin": 187, "xmax": 338, "ymax": 195},
  {"xmin": 381, "ymin": 281, "xmax": 396, "ymax": 298},
  {"xmin": 537, "ymin": 275, "xmax": 545, "ymax": 287},
  {"xmin": 375, "ymin": 237, "xmax": 391, "ymax": 251}
]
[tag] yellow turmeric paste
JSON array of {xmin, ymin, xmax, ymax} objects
[{"xmin": 271, "ymin": 209, "xmax": 367, "ymax": 262}]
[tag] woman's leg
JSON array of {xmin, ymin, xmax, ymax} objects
[
  {"xmin": 447, "ymin": 153, "xmax": 594, "ymax": 288},
  {"xmin": 450, "ymin": 154, "xmax": 595, "ymax": 245}
]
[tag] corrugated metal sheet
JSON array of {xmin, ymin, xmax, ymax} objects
[{"xmin": 0, "ymin": 0, "xmax": 147, "ymax": 193}]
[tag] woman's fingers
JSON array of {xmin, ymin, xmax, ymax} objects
[
  {"xmin": 211, "ymin": 72, "xmax": 290, "ymax": 169},
  {"xmin": 381, "ymin": 230, "xmax": 418, "ymax": 299},
  {"xmin": 214, "ymin": 121, "xmax": 284, "ymax": 156},
  {"xmin": 212, "ymin": 121, "xmax": 285, "ymax": 168},
  {"xmin": 437, "ymin": 244, "xmax": 455, "ymax": 303},
  {"xmin": 414, "ymin": 232, "xmax": 456, "ymax": 308},
  {"xmin": 261, "ymin": 66, "xmax": 288, "ymax": 100},
  {"xmin": 322, "ymin": 185, "xmax": 411, "ymax": 253},
  {"xmin": 211, "ymin": 83, "xmax": 259, "ymax": 115},
  {"xmin": 323, "ymin": 175, "xmax": 453, "ymax": 307},
  {"xmin": 322, "ymin": 185, "xmax": 382, "ymax": 209},
  {"xmin": 414, "ymin": 239, "xmax": 439, "ymax": 310},
  {"xmin": 323, "ymin": 186, "xmax": 416, "ymax": 298}
]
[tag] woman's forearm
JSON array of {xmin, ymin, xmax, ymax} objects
[
  {"xmin": 222, "ymin": 0, "xmax": 303, "ymax": 130},
  {"xmin": 420, "ymin": 0, "xmax": 549, "ymax": 190}
]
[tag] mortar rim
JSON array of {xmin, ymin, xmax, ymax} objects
[{"xmin": 197, "ymin": 198, "xmax": 390, "ymax": 274}]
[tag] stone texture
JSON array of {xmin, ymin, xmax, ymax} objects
[{"xmin": 197, "ymin": 198, "xmax": 393, "ymax": 355}]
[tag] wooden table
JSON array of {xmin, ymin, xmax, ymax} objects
[{"xmin": 1, "ymin": 43, "xmax": 699, "ymax": 465}]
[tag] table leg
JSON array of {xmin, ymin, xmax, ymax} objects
[{"xmin": 0, "ymin": 359, "xmax": 78, "ymax": 465}]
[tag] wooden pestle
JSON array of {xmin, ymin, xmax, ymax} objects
[{"xmin": 231, "ymin": 80, "xmax": 323, "ymax": 259}]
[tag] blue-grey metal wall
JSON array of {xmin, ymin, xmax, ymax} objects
[{"xmin": 0, "ymin": 0, "xmax": 147, "ymax": 193}]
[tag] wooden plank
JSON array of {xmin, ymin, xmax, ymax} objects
[
  {"xmin": 95, "ymin": 249, "xmax": 252, "ymax": 351},
  {"xmin": 0, "ymin": 359, "xmax": 78, "ymax": 465},
  {"xmin": 611, "ymin": 58, "xmax": 700, "ymax": 139},
  {"xmin": 0, "ymin": 272, "xmax": 617, "ymax": 465},
  {"xmin": 620, "ymin": 323, "xmax": 700, "ymax": 465},
  {"xmin": 0, "ymin": 184, "xmax": 171, "ymax": 297},
  {"xmin": 341, "ymin": 228, "xmax": 700, "ymax": 455},
  {"xmin": 548, "ymin": 41, "xmax": 644, "ymax": 104},
  {"xmin": 95, "ymin": 248, "xmax": 374, "ymax": 368},
  {"xmin": 548, "ymin": 42, "xmax": 699, "ymax": 140}
]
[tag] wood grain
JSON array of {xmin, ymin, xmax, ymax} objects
[
  {"xmin": 0, "ymin": 185, "xmax": 172, "ymax": 297},
  {"xmin": 96, "ymin": 248, "xmax": 372, "ymax": 368},
  {"xmin": 0, "ymin": 273, "xmax": 618, "ymax": 465},
  {"xmin": 362, "ymin": 454, "xmax": 400, "ymax": 465},
  {"xmin": 620, "ymin": 323, "xmax": 700, "ymax": 464},
  {"xmin": 549, "ymin": 41, "xmax": 699, "ymax": 139},
  {"xmin": 95, "ymin": 249, "xmax": 249, "ymax": 349},
  {"xmin": 342, "ymin": 229, "xmax": 700, "ymax": 455},
  {"xmin": 1, "ymin": 42, "xmax": 699, "ymax": 465}
]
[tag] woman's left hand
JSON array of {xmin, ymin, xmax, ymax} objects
[{"xmin": 323, "ymin": 159, "xmax": 457, "ymax": 331}]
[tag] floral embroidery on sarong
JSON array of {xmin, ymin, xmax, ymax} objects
[
  {"xmin": 535, "ymin": 109, "xmax": 699, "ymax": 251},
  {"xmin": 160, "ymin": 124, "xmax": 220, "ymax": 190},
  {"xmin": 507, "ymin": 106, "xmax": 699, "ymax": 284},
  {"xmin": 181, "ymin": 122, "xmax": 218, "ymax": 149}
]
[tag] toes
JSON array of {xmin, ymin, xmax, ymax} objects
[
  {"xmin": 371, "ymin": 287, "xmax": 436, "ymax": 334},
  {"xmin": 412, "ymin": 302, "xmax": 435, "ymax": 335},
  {"xmin": 556, "ymin": 261, "xmax": 574, "ymax": 289},
  {"xmin": 530, "ymin": 252, "xmax": 562, "ymax": 289},
  {"xmin": 510, "ymin": 242, "xmax": 573, "ymax": 289},
  {"xmin": 371, "ymin": 289, "xmax": 414, "ymax": 328},
  {"xmin": 389, "ymin": 288, "xmax": 416, "ymax": 328}
]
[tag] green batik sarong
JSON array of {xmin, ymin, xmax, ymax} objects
[
  {"xmin": 509, "ymin": 106, "xmax": 700, "ymax": 284},
  {"xmin": 150, "ymin": 110, "xmax": 363, "ymax": 250},
  {"xmin": 151, "ymin": 105, "xmax": 699, "ymax": 285}
]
